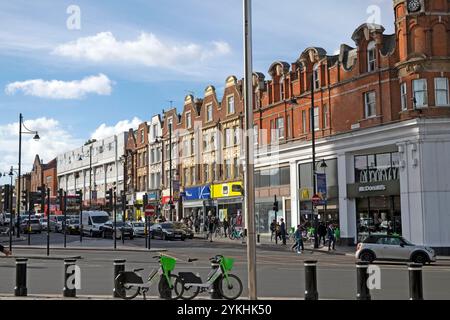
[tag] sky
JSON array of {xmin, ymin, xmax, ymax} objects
[{"xmin": 0, "ymin": 0, "xmax": 395, "ymax": 184}]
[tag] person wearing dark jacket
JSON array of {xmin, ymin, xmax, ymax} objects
[
  {"xmin": 327, "ymin": 224, "xmax": 336, "ymax": 251},
  {"xmin": 318, "ymin": 222, "xmax": 327, "ymax": 246},
  {"xmin": 0, "ymin": 244, "xmax": 11, "ymax": 256},
  {"xmin": 280, "ymin": 218, "xmax": 287, "ymax": 245}
]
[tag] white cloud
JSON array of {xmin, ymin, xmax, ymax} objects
[
  {"xmin": 5, "ymin": 74, "xmax": 113, "ymax": 100},
  {"xmin": 91, "ymin": 117, "xmax": 142, "ymax": 141},
  {"xmin": 52, "ymin": 32, "xmax": 231, "ymax": 69},
  {"xmin": 0, "ymin": 118, "xmax": 82, "ymax": 182}
]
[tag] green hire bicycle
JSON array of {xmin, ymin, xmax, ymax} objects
[
  {"xmin": 114, "ymin": 254, "xmax": 184, "ymax": 300},
  {"xmin": 175, "ymin": 255, "xmax": 243, "ymax": 300}
]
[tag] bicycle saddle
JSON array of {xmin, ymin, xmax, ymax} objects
[
  {"xmin": 133, "ymin": 268, "xmax": 145, "ymax": 272},
  {"xmin": 188, "ymin": 258, "xmax": 199, "ymax": 263}
]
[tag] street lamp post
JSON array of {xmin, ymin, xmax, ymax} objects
[
  {"xmin": 243, "ymin": 0, "xmax": 257, "ymax": 300},
  {"xmin": 79, "ymin": 144, "xmax": 93, "ymax": 209},
  {"xmin": 17, "ymin": 114, "xmax": 40, "ymax": 238}
]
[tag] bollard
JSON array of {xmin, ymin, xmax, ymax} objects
[
  {"xmin": 14, "ymin": 258, "xmax": 28, "ymax": 297},
  {"xmin": 113, "ymin": 259, "xmax": 126, "ymax": 298},
  {"xmin": 257, "ymin": 234, "xmax": 261, "ymax": 244},
  {"xmin": 304, "ymin": 260, "xmax": 318, "ymax": 300},
  {"xmin": 63, "ymin": 259, "xmax": 77, "ymax": 298},
  {"xmin": 356, "ymin": 262, "xmax": 371, "ymax": 300},
  {"xmin": 408, "ymin": 263, "xmax": 424, "ymax": 300}
]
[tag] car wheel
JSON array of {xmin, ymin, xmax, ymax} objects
[
  {"xmin": 412, "ymin": 252, "xmax": 428, "ymax": 265},
  {"xmin": 89, "ymin": 230, "xmax": 93, "ymax": 238},
  {"xmin": 360, "ymin": 251, "xmax": 375, "ymax": 263},
  {"xmin": 162, "ymin": 233, "xmax": 166, "ymax": 241}
]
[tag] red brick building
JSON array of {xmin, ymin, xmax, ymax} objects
[{"xmin": 30, "ymin": 155, "xmax": 57, "ymax": 197}]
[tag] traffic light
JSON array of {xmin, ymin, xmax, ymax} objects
[
  {"xmin": 143, "ymin": 193, "xmax": 148, "ymax": 207},
  {"xmin": 75, "ymin": 190, "xmax": 82, "ymax": 205},
  {"xmin": 105, "ymin": 188, "xmax": 113, "ymax": 209},
  {"xmin": 57, "ymin": 189, "xmax": 64, "ymax": 210},
  {"xmin": 21, "ymin": 190, "xmax": 28, "ymax": 209},
  {"xmin": 1, "ymin": 185, "xmax": 10, "ymax": 211},
  {"xmin": 273, "ymin": 200, "xmax": 279, "ymax": 213},
  {"xmin": 36, "ymin": 186, "xmax": 46, "ymax": 208}
]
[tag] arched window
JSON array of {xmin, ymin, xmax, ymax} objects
[
  {"xmin": 367, "ymin": 41, "xmax": 377, "ymax": 72},
  {"xmin": 313, "ymin": 64, "xmax": 320, "ymax": 90},
  {"xmin": 280, "ymin": 76, "xmax": 285, "ymax": 101}
]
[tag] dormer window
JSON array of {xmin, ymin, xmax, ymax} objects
[
  {"xmin": 206, "ymin": 104, "xmax": 213, "ymax": 122},
  {"xmin": 367, "ymin": 41, "xmax": 377, "ymax": 72},
  {"xmin": 313, "ymin": 64, "xmax": 320, "ymax": 90},
  {"xmin": 280, "ymin": 77, "xmax": 285, "ymax": 101}
]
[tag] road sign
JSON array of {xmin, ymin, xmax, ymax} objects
[
  {"xmin": 145, "ymin": 205, "xmax": 156, "ymax": 216},
  {"xmin": 312, "ymin": 194, "xmax": 321, "ymax": 206}
]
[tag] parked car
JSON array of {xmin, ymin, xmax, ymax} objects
[
  {"xmin": 81, "ymin": 211, "xmax": 110, "ymax": 237},
  {"xmin": 173, "ymin": 222, "xmax": 194, "ymax": 239},
  {"xmin": 39, "ymin": 218, "xmax": 48, "ymax": 231},
  {"xmin": 356, "ymin": 235, "xmax": 436, "ymax": 265},
  {"xmin": 151, "ymin": 222, "xmax": 186, "ymax": 241},
  {"xmin": 129, "ymin": 221, "xmax": 146, "ymax": 237},
  {"xmin": 66, "ymin": 218, "xmax": 80, "ymax": 235},
  {"xmin": 52, "ymin": 216, "xmax": 66, "ymax": 232},
  {"xmin": 101, "ymin": 221, "xmax": 134, "ymax": 240},
  {"xmin": 0, "ymin": 213, "xmax": 10, "ymax": 226},
  {"xmin": 20, "ymin": 218, "xmax": 42, "ymax": 234}
]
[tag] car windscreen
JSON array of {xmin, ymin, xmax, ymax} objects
[
  {"xmin": 161, "ymin": 223, "xmax": 173, "ymax": 229},
  {"xmin": 30, "ymin": 220, "xmax": 40, "ymax": 224},
  {"xmin": 91, "ymin": 216, "xmax": 110, "ymax": 224},
  {"xmin": 133, "ymin": 223, "xmax": 144, "ymax": 227},
  {"xmin": 70, "ymin": 219, "xmax": 80, "ymax": 224}
]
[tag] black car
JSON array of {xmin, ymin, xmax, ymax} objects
[
  {"xmin": 151, "ymin": 223, "xmax": 186, "ymax": 241},
  {"xmin": 173, "ymin": 222, "xmax": 194, "ymax": 239},
  {"xmin": 101, "ymin": 221, "xmax": 134, "ymax": 240}
]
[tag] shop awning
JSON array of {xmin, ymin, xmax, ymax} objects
[{"xmin": 182, "ymin": 200, "xmax": 205, "ymax": 209}]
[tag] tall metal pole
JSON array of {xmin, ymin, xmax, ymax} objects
[
  {"xmin": 169, "ymin": 123, "xmax": 173, "ymax": 222},
  {"xmin": 243, "ymin": 0, "xmax": 257, "ymax": 300},
  {"xmin": 310, "ymin": 74, "xmax": 319, "ymax": 249},
  {"xmin": 89, "ymin": 146, "xmax": 92, "ymax": 209},
  {"xmin": 17, "ymin": 114, "xmax": 22, "ymax": 238}
]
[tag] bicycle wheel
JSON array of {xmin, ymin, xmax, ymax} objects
[
  {"xmin": 115, "ymin": 273, "xmax": 140, "ymax": 300},
  {"xmin": 218, "ymin": 274, "xmax": 243, "ymax": 300},
  {"xmin": 158, "ymin": 274, "xmax": 184, "ymax": 300},
  {"xmin": 175, "ymin": 280, "xmax": 201, "ymax": 300}
]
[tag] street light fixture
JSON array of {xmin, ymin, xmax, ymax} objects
[{"xmin": 17, "ymin": 114, "xmax": 40, "ymax": 238}]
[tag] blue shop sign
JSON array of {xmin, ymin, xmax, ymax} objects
[
  {"xmin": 184, "ymin": 185, "xmax": 211, "ymax": 201},
  {"xmin": 148, "ymin": 191, "xmax": 158, "ymax": 201}
]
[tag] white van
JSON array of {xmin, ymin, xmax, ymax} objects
[{"xmin": 81, "ymin": 211, "xmax": 110, "ymax": 237}]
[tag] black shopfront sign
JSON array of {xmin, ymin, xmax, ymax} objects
[{"xmin": 347, "ymin": 180, "xmax": 400, "ymax": 198}]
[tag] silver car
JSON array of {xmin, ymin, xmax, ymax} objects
[
  {"xmin": 356, "ymin": 235, "xmax": 436, "ymax": 265},
  {"xmin": 130, "ymin": 222, "xmax": 146, "ymax": 237}
]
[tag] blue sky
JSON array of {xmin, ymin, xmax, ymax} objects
[{"xmin": 0, "ymin": 0, "xmax": 395, "ymax": 182}]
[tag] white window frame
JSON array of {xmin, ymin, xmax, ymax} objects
[
  {"xmin": 276, "ymin": 117, "xmax": 285, "ymax": 139},
  {"xmin": 413, "ymin": 79, "xmax": 428, "ymax": 108},
  {"xmin": 435, "ymin": 78, "xmax": 449, "ymax": 107},
  {"xmin": 313, "ymin": 107, "xmax": 320, "ymax": 131},
  {"xmin": 323, "ymin": 104, "xmax": 329, "ymax": 128},
  {"xmin": 313, "ymin": 64, "xmax": 320, "ymax": 90},
  {"xmin": 400, "ymin": 82, "xmax": 408, "ymax": 111},
  {"xmin": 280, "ymin": 77, "xmax": 285, "ymax": 101},
  {"xmin": 227, "ymin": 95, "xmax": 235, "ymax": 115},
  {"xmin": 186, "ymin": 112, "xmax": 192, "ymax": 129},
  {"xmin": 364, "ymin": 91, "xmax": 377, "ymax": 118},
  {"xmin": 367, "ymin": 41, "xmax": 377, "ymax": 72},
  {"xmin": 302, "ymin": 110, "xmax": 307, "ymax": 133},
  {"xmin": 206, "ymin": 104, "xmax": 213, "ymax": 122}
]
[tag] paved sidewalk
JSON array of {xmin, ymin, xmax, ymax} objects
[
  {"xmin": 198, "ymin": 233, "xmax": 355, "ymax": 256},
  {"xmin": 11, "ymin": 245, "xmax": 167, "ymax": 253}
]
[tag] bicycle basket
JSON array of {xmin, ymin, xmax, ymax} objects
[
  {"xmin": 221, "ymin": 257, "xmax": 234, "ymax": 272},
  {"xmin": 161, "ymin": 255, "xmax": 177, "ymax": 272}
]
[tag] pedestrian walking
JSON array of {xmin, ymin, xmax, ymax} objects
[
  {"xmin": 327, "ymin": 224, "xmax": 336, "ymax": 251},
  {"xmin": 334, "ymin": 226, "xmax": 341, "ymax": 246},
  {"xmin": 292, "ymin": 225, "xmax": 305, "ymax": 254},
  {"xmin": 223, "ymin": 217, "xmax": 229, "ymax": 238},
  {"xmin": 208, "ymin": 216, "xmax": 215, "ymax": 242},
  {"xmin": 318, "ymin": 222, "xmax": 327, "ymax": 246},
  {"xmin": 270, "ymin": 219, "xmax": 276, "ymax": 242},
  {"xmin": 0, "ymin": 244, "xmax": 11, "ymax": 256},
  {"xmin": 280, "ymin": 218, "xmax": 287, "ymax": 245}
]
